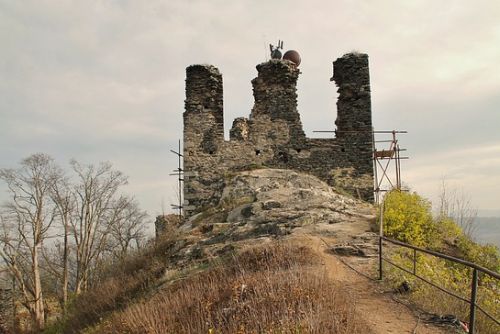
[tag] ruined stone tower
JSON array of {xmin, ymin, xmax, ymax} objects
[{"xmin": 183, "ymin": 53, "xmax": 374, "ymax": 218}]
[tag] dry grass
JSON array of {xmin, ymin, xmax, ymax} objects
[
  {"xmin": 53, "ymin": 235, "xmax": 373, "ymax": 334},
  {"xmin": 99, "ymin": 243, "xmax": 372, "ymax": 334},
  {"xmin": 55, "ymin": 230, "xmax": 182, "ymax": 334}
]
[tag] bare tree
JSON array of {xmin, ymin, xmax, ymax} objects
[
  {"xmin": 437, "ymin": 180, "xmax": 478, "ymax": 238},
  {"xmin": 0, "ymin": 153, "xmax": 61, "ymax": 331},
  {"xmin": 69, "ymin": 160, "xmax": 128, "ymax": 293},
  {"xmin": 107, "ymin": 196, "xmax": 147, "ymax": 260},
  {"xmin": 0, "ymin": 256, "xmax": 14, "ymax": 333},
  {"xmin": 47, "ymin": 175, "xmax": 73, "ymax": 313},
  {"xmin": 0, "ymin": 154, "xmax": 149, "ymax": 328}
]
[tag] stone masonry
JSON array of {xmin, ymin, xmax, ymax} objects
[{"xmin": 183, "ymin": 53, "xmax": 374, "ymax": 218}]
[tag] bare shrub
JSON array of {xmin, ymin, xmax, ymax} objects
[
  {"xmin": 59, "ymin": 230, "xmax": 180, "ymax": 333},
  {"xmin": 437, "ymin": 180, "xmax": 478, "ymax": 238}
]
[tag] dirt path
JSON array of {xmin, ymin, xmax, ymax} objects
[{"xmin": 289, "ymin": 233, "xmax": 451, "ymax": 334}]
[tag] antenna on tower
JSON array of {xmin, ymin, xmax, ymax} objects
[{"xmin": 269, "ymin": 39, "xmax": 284, "ymax": 59}]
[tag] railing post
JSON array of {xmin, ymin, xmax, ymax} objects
[
  {"xmin": 378, "ymin": 199, "xmax": 384, "ymax": 281},
  {"xmin": 379, "ymin": 236, "xmax": 383, "ymax": 280},
  {"xmin": 469, "ymin": 268, "xmax": 478, "ymax": 334}
]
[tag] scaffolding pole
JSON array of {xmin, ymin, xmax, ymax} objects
[
  {"xmin": 373, "ymin": 130, "xmax": 408, "ymax": 204},
  {"xmin": 169, "ymin": 139, "xmax": 184, "ymax": 220}
]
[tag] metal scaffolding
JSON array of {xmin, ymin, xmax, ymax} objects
[
  {"xmin": 312, "ymin": 128, "xmax": 408, "ymax": 204},
  {"xmin": 373, "ymin": 130, "xmax": 408, "ymax": 204},
  {"xmin": 169, "ymin": 139, "xmax": 184, "ymax": 219}
]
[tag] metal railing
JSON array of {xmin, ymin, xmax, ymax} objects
[{"xmin": 378, "ymin": 236, "xmax": 500, "ymax": 334}]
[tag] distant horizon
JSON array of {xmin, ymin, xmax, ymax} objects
[
  {"xmin": 474, "ymin": 216, "xmax": 500, "ymax": 248},
  {"xmin": 477, "ymin": 210, "xmax": 500, "ymax": 218}
]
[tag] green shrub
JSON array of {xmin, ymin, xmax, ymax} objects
[
  {"xmin": 385, "ymin": 248, "xmax": 500, "ymax": 334},
  {"xmin": 381, "ymin": 190, "xmax": 435, "ymax": 246},
  {"xmin": 381, "ymin": 190, "xmax": 500, "ymax": 334},
  {"xmin": 456, "ymin": 236, "xmax": 500, "ymax": 272},
  {"xmin": 435, "ymin": 217, "xmax": 462, "ymax": 242}
]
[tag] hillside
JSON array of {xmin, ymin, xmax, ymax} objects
[{"xmin": 51, "ymin": 169, "xmax": 453, "ymax": 334}]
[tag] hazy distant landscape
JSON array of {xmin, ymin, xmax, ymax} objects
[{"xmin": 475, "ymin": 217, "xmax": 500, "ymax": 248}]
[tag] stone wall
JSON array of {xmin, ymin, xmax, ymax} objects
[{"xmin": 183, "ymin": 53, "xmax": 374, "ymax": 217}]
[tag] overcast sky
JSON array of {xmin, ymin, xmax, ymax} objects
[{"xmin": 1, "ymin": 0, "xmax": 500, "ymax": 223}]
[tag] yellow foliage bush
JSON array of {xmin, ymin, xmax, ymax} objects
[
  {"xmin": 381, "ymin": 191, "xmax": 435, "ymax": 246},
  {"xmin": 381, "ymin": 190, "xmax": 500, "ymax": 333},
  {"xmin": 385, "ymin": 249, "xmax": 499, "ymax": 334}
]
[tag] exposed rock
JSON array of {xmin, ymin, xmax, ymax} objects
[
  {"xmin": 262, "ymin": 200, "xmax": 282, "ymax": 210},
  {"xmin": 331, "ymin": 243, "xmax": 378, "ymax": 257},
  {"xmin": 330, "ymin": 232, "xmax": 379, "ymax": 257},
  {"xmin": 331, "ymin": 245, "xmax": 365, "ymax": 257},
  {"xmin": 183, "ymin": 169, "xmax": 375, "ymax": 245}
]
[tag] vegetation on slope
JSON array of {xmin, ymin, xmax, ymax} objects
[
  {"xmin": 100, "ymin": 243, "xmax": 370, "ymax": 334},
  {"xmin": 0, "ymin": 154, "xmax": 148, "ymax": 333},
  {"xmin": 44, "ymin": 230, "xmax": 371, "ymax": 334},
  {"xmin": 381, "ymin": 190, "xmax": 500, "ymax": 334},
  {"xmin": 43, "ymin": 230, "xmax": 183, "ymax": 333},
  {"xmin": 42, "ymin": 179, "xmax": 499, "ymax": 333}
]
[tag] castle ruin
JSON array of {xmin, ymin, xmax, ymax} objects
[{"xmin": 183, "ymin": 52, "xmax": 374, "ymax": 218}]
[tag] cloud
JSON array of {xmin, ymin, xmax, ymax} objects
[
  {"xmin": 403, "ymin": 143, "xmax": 500, "ymax": 210},
  {"xmin": 1, "ymin": 0, "xmax": 500, "ymax": 226}
]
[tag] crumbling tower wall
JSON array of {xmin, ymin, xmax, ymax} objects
[
  {"xmin": 183, "ymin": 53, "xmax": 374, "ymax": 218},
  {"xmin": 249, "ymin": 60, "xmax": 305, "ymax": 146},
  {"xmin": 331, "ymin": 53, "xmax": 373, "ymax": 198}
]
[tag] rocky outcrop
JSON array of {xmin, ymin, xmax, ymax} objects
[
  {"xmin": 182, "ymin": 169, "xmax": 375, "ymax": 249},
  {"xmin": 330, "ymin": 232, "xmax": 379, "ymax": 257}
]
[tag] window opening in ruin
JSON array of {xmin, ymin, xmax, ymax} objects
[{"xmin": 255, "ymin": 149, "xmax": 261, "ymax": 156}]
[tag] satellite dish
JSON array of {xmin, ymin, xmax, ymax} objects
[{"xmin": 283, "ymin": 50, "xmax": 301, "ymax": 66}]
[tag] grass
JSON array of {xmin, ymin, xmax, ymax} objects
[
  {"xmin": 81, "ymin": 242, "xmax": 372, "ymax": 334},
  {"xmin": 46, "ymin": 229, "xmax": 184, "ymax": 334},
  {"xmin": 46, "ymin": 230, "xmax": 372, "ymax": 334}
]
